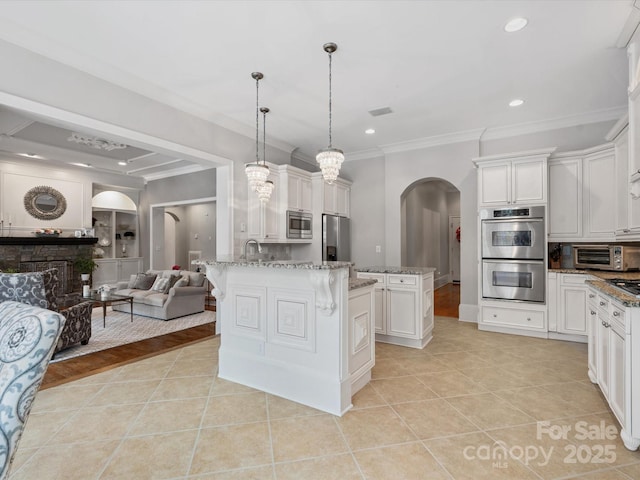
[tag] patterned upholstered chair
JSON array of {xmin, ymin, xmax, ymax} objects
[
  {"xmin": 0, "ymin": 269, "xmax": 93, "ymax": 355},
  {"xmin": 0, "ymin": 301, "xmax": 65, "ymax": 479}
]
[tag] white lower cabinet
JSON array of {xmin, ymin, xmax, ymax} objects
[
  {"xmin": 478, "ymin": 300, "xmax": 547, "ymax": 338},
  {"xmin": 587, "ymin": 286, "xmax": 639, "ymax": 451},
  {"xmin": 93, "ymin": 257, "xmax": 143, "ymax": 287},
  {"xmin": 547, "ymin": 272, "xmax": 589, "ymax": 342},
  {"xmin": 356, "ymin": 271, "xmax": 434, "ymax": 349}
]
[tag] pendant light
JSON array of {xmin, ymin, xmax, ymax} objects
[
  {"xmin": 245, "ymin": 72, "xmax": 269, "ymax": 192},
  {"xmin": 256, "ymin": 107, "xmax": 274, "ymax": 203},
  {"xmin": 316, "ymin": 42, "xmax": 344, "ymax": 184}
]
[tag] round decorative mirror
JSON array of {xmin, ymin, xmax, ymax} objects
[{"xmin": 24, "ymin": 186, "xmax": 67, "ymax": 220}]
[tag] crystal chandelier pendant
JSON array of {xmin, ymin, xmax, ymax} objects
[
  {"xmin": 316, "ymin": 42, "xmax": 344, "ymax": 184},
  {"xmin": 245, "ymin": 71, "xmax": 269, "ymax": 192},
  {"xmin": 316, "ymin": 147, "xmax": 344, "ymax": 185},
  {"xmin": 245, "ymin": 163, "xmax": 269, "ymax": 192},
  {"xmin": 257, "ymin": 180, "xmax": 274, "ymax": 203}
]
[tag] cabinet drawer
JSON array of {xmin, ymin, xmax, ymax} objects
[
  {"xmin": 560, "ymin": 274, "xmax": 587, "ymax": 285},
  {"xmin": 597, "ymin": 295, "xmax": 610, "ymax": 312},
  {"xmin": 482, "ymin": 307, "xmax": 545, "ymax": 329},
  {"xmin": 357, "ymin": 273, "xmax": 385, "ymax": 285},
  {"xmin": 609, "ymin": 304, "xmax": 626, "ymax": 331},
  {"xmin": 388, "ymin": 275, "xmax": 417, "ymax": 286}
]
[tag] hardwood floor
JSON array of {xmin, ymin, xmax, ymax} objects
[
  {"xmin": 43, "ymin": 288, "xmax": 460, "ymax": 390},
  {"xmin": 434, "ymin": 282, "xmax": 460, "ymax": 318},
  {"xmin": 42, "ymin": 317, "xmax": 216, "ymax": 390}
]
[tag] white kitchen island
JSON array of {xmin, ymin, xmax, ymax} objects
[{"xmin": 198, "ymin": 259, "xmax": 375, "ymax": 416}]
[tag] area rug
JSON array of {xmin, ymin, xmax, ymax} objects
[{"xmin": 51, "ymin": 307, "xmax": 215, "ymax": 363}]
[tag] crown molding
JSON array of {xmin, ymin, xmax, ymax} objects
[
  {"xmin": 380, "ymin": 128, "xmax": 485, "ymax": 155},
  {"xmin": 616, "ymin": 1, "xmax": 640, "ymax": 48},
  {"xmin": 605, "ymin": 113, "xmax": 629, "ymax": 141},
  {"xmin": 141, "ymin": 163, "xmax": 209, "ymax": 183},
  {"xmin": 344, "ymin": 147, "xmax": 385, "ymax": 162},
  {"xmin": 473, "ymin": 147, "xmax": 557, "ymax": 165},
  {"xmin": 480, "ymin": 106, "xmax": 627, "ymax": 141}
]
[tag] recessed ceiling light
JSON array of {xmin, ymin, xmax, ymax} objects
[
  {"xmin": 70, "ymin": 162, "xmax": 92, "ymax": 168},
  {"xmin": 504, "ymin": 17, "xmax": 528, "ymax": 33},
  {"xmin": 509, "ymin": 99, "xmax": 525, "ymax": 107},
  {"xmin": 18, "ymin": 152, "xmax": 45, "ymax": 159},
  {"xmin": 118, "ymin": 161, "xmax": 127, "ymax": 166},
  {"xmin": 365, "ymin": 128, "xmax": 375, "ymax": 135}
]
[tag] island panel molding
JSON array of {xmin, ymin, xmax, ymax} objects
[
  {"xmin": 268, "ymin": 288, "xmax": 316, "ymax": 352},
  {"xmin": 199, "ymin": 259, "xmax": 371, "ymax": 416}
]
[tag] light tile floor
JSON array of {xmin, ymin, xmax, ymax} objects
[{"xmin": 9, "ymin": 316, "xmax": 640, "ymax": 479}]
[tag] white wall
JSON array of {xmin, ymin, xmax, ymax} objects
[{"xmin": 0, "ymin": 156, "xmax": 143, "ymax": 236}]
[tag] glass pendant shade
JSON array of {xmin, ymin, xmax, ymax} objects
[
  {"xmin": 245, "ymin": 163, "xmax": 269, "ymax": 192},
  {"xmin": 316, "ymin": 147, "xmax": 344, "ymax": 184},
  {"xmin": 257, "ymin": 180, "xmax": 274, "ymax": 203}
]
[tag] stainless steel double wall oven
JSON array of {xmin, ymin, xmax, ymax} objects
[{"xmin": 481, "ymin": 206, "xmax": 545, "ymax": 303}]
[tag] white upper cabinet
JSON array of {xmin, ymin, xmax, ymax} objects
[
  {"xmin": 548, "ymin": 144, "xmax": 616, "ymax": 241},
  {"xmin": 548, "ymin": 158, "xmax": 582, "ymax": 239},
  {"xmin": 474, "ymin": 148, "xmax": 554, "ymax": 207},
  {"xmin": 313, "ymin": 174, "xmax": 351, "ymax": 217},
  {"xmin": 285, "ymin": 170, "xmax": 312, "ymax": 213},
  {"xmin": 584, "ymin": 146, "xmax": 616, "ymax": 239}
]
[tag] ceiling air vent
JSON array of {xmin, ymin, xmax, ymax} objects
[{"xmin": 368, "ymin": 107, "xmax": 393, "ymax": 117}]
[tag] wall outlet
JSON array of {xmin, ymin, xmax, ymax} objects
[
  {"xmin": 194, "ymin": 233, "xmax": 198, "ymax": 239},
  {"xmin": 375, "ymin": 245, "xmax": 381, "ymax": 253},
  {"xmin": 240, "ymin": 222, "xmax": 246, "ymax": 232}
]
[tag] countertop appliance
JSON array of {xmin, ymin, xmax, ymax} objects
[
  {"xmin": 286, "ymin": 211, "xmax": 312, "ymax": 239},
  {"xmin": 606, "ymin": 278, "xmax": 640, "ymax": 297},
  {"xmin": 573, "ymin": 245, "xmax": 640, "ymax": 271},
  {"xmin": 480, "ymin": 206, "xmax": 545, "ymax": 303},
  {"xmin": 322, "ymin": 214, "xmax": 350, "ymax": 262}
]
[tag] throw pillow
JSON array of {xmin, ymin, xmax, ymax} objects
[
  {"xmin": 132, "ymin": 273, "xmax": 157, "ymax": 290},
  {"xmin": 151, "ymin": 277, "xmax": 170, "ymax": 293},
  {"xmin": 173, "ymin": 277, "xmax": 188, "ymax": 288},
  {"xmin": 127, "ymin": 274, "xmax": 138, "ymax": 289},
  {"xmin": 165, "ymin": 275, "xmax": 182, "ymax": 292},
  {"xmin": 0, "ymin": 272, "xmax": 48, "ymax": 309}
]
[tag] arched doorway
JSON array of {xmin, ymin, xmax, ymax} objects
[{"xmin": 401, "ymin": 178, "xmax": 460, "ymax": 317}]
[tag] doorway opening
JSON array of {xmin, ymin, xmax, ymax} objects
[
  {"xmin": 401, "ymin": 178, "xmax": 460, "ymax": 318},
  {"xmin": 150, "ymin": 197, "xmax": 216, "ymax": 271}
]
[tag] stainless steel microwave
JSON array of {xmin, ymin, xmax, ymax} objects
[
  {"xmin": 573, "ymin": 245, "xmax": 640, "ymax": 271},
  {"xmin": 286, "ymin": 211, "xmax": 312, "ymax": 239}
]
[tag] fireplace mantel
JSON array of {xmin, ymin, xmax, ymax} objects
[{"xmin": 0, "ymin": 237, "xmax": 98, "ymax": 246}]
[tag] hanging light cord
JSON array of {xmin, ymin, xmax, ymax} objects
[
  {"xmin": 328, "ymin": 50, "xmax": 333, "ymax": 148},
  {"xmin": 255, "ymin": 76, "xmax": 260, "ymax": 164},
  {"xmin": 262, "ymin": 109, "xmax": 267, "ymax": 165}
]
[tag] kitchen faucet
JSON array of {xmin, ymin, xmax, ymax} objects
[{"xmin": 243, "ymin": 238, "xmax": 262, "ymax": 260}]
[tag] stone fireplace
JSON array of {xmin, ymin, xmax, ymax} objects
[{"xmin": 0, "ymin": 237, "xmax": 98, "ymax": 293}]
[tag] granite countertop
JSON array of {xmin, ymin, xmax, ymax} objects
[
  {"xmin": 195, "ymin": 258, "xmax": 352, "ymax": 271},
  {"xmin": 550, "ymin": 269, "xmax": 640, "ymax": 307},
  {"xmin": 355, "ymin": 266, "xmax": 437, "ymax": 275},
  {"xmin": 349, "ymin": 278, "xmax": 377, "ymax": 291},
  {"xmin": 585, "ymin": 278, "xmax": 640, "ymax": 307}
]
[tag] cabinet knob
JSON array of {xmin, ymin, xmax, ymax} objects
[
  {"xmin": 526, "ymin": 317, "xmax": 531, "ymax": 321},
  {"xmin": 590, "ymin": 310, "xmax": 596, "ymax": 315},
  {"xmin": 602, "ymin": 320, "xmax": 606, "ymax": 326},
  {"xmin": 493, "ymin": 314, "xmax": 497, "ymax": 318},
  {"xmin": 400, "ymin": 279, "xmax": 404, "ymax": 283},
  {"xmin": 613, "ymin": 311, "xmax": 620, "ymax": 317},
  {"xmin": 589, "ymin": 294, "xmax": 595, "ymax": 298},
  {"xmin": 599, "ymin": 301, "xmax": 606, "ymax": 306}
]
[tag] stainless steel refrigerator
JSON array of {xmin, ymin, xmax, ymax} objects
[{"xmin": 322, "ymin": 214, "xmax": 350, "ymax": 261}]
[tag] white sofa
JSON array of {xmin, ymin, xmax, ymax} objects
[{"xmin": 111, "ymin": 269, "xmax": 207, "ymax": 320}]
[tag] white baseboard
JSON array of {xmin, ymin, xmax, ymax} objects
[
  {"xmin": 434, "ymin": 274, "xmax": 450, "ymax": 290},
  {"xmin": 458, "ymin": 303, "xmax": 478, "ymax": 323}
]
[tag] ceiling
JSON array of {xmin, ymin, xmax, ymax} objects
[{"xmin": 0, "ymin": 1, "xmax": 634, "ymax": 178}]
